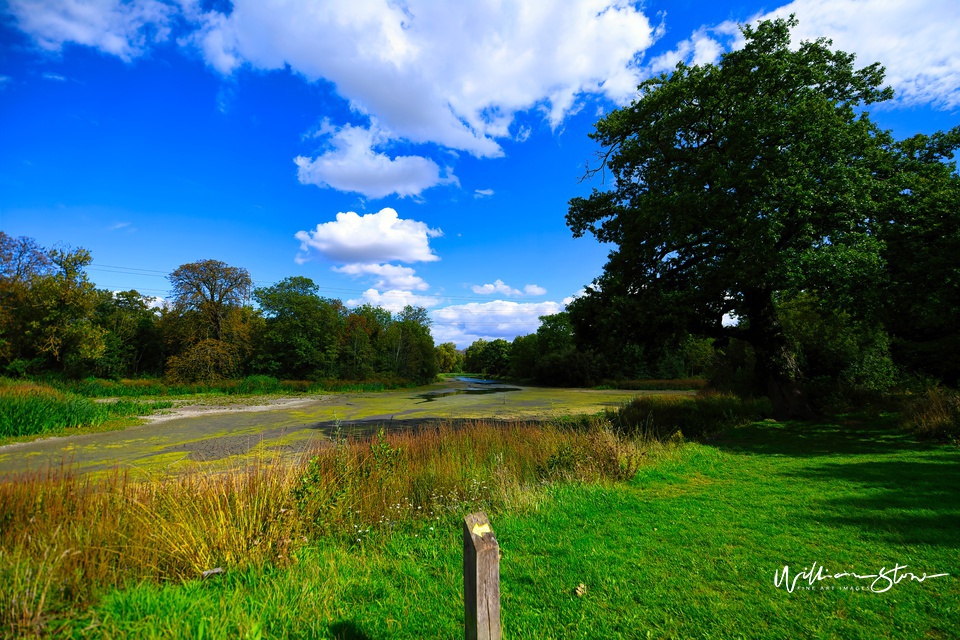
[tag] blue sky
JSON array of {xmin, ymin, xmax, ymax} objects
[{"xmin": 1, "ymin": 0, "xmax": 958, "ymax": 347}]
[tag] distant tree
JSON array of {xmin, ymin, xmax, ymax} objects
[
  {"xmin": 876, "ymin": 128, "xmax": 960, "ymax": 384},
  {"xmin": 435, "ymin": 342, "xmax": 464, "ymax": 373},
  {"xmin": 93, "ymin": 290, "xmax": 163, "ymax": 378},
  {"xmin": 252, "ymin": 276, "xmax": 345, "ymax": 379},
  {"xmin": 169, "ymin": 260, "xmax": 252, "ymax": 342},
  {"xmin": 567, "ymin": 17, "xmax": 912, "ymax": 416},
  {"xmin": 382, "ymin": 305, "xmax": 438, "ymax": 383},
  {"xmin": 0, "ymin": 239, "xmax": 106, "ymax": 375},
  {"xmin": 165, "ymin": 338, "xmax": 241, "ymax": 383},
  {"xmin": 508, "ymin": 333, "xmax": 539, "ymax": 380},
  {"xmin": 0, "ymin": 233, "xmax": 52, "ymax": 371},
  {"xmin": 340, "ymin": 305, "xmax": 390, "ymax": 380},
  {"xmin": 464, "ymin": 339, "xmax": 489, "ymax": 374}
]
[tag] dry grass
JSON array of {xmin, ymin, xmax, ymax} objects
[
  {"xmin": 0, "ymin": 418, "xmax": 647, "ymax": 636},
  {"xmin": 900, "ymin": 387, "xmax": 960, "ymax": 442}
]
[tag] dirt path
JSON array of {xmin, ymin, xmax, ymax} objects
[{"xmin": 0, "ymin": 380, "xmax": 687, "ymax": 477}]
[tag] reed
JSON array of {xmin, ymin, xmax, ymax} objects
[{"xmin": 0, "ymin": 380, "xmax": 172, "ymax": 438}]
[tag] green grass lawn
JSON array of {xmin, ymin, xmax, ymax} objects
[{"xmin": 52, "ymin": 415, "xmax": 958, "ymax": 639}]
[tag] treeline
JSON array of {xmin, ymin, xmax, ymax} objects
[
  {"xmin": 0, "ymin": 234, "xmax": 438, "ymax": 384},
  {"xmin": 459, "ymin": 311, "xmax": 713, "ymax": 387}
]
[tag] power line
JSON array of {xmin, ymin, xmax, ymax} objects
[{"xmin": 89, "ymin": 261, "xmax": 572, "ymax": 306}]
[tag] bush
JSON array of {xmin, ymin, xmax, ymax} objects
[
  {"xmin": 606, "ymin": 391, "xmax": 771, "ymax": 440},
  {"xmin": 900, "ymin": 387, "xmax": 960, "ymax": 443},
  {"xmin": 165, "ymin": 339, "xmax": 240, "ymax": 384}
]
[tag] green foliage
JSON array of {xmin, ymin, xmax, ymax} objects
[
  {"xmin": 434, "ymin": 342, "xmax": 464, "ymax": 374},
  {"xmin": 607, "ymin": 391, "xmax": 771, "ymax": 440},
  {"xmin": 168, "ymin": 259, "xmax": 252, "ymax": 343},
  {"xmin": 777, "ymin": 292, "xmax": 897, "ymax": 396},
  {"xmin": 251, "ymin": 277, "xmax": 345, "ymax": 379},
  {"xmin": 565, "ymin": 17, "xmax": 956, "ymax": 416},
  {"xmin": 0, "ymin": 379, "xmax": 172, "ymax": 437},
  {"xmin": 877, "ymin": 127, "xmax": 960, "ymax": 384}
]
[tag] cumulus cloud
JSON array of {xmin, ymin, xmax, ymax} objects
[
  {"xmin": 474, "ymin": 188, "xmax": 495, "ymax": 199},
  {"xmin": 295, "ymin": 120, "xmax": 457, "ymax": 198},
  {"xmin": 431, "ymin": 299, "xmax": 565, "ymax": 347},
  {"xmin": 349, "ymin": 288, "xmax": 440, "ymax": 313},
  {"xmin": 333, "ymin": 263, "xmax": 429, "ymax": 291},
  {"xmin": 471, "ymin": 279, "xmax": 547, "ymax": 297},
  {"xmin": 192, "ymin": 0, "xmax": 660, "ymax": 156},
  {"xmin": 762, "ymin": 0, "xmax": 960, "ymax": 109},
  {"xmin": 649, "ymin": 0, "xmax": 960, "ymax": 109},
  {"xmin": 295, "ymin": 207, "xmax": 442, "ymax": 265},
  {"xmin": 6, "ymin": 0, "xmax": 176, "ymax": 61}
]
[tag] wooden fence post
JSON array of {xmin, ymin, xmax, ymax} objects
[{"xmin": 463, "ymin": 511, "xmax": 501, "ymax": 640}]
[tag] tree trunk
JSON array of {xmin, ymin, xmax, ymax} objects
[{"xmin": 746, "ymin": 289, "xmax": 815, "ymax": 420}]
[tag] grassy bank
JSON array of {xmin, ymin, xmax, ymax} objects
[
  {"xmin": 62, "ymin": 416, "xmax": 958, "ymax": 639},
  {"xmin": 0, "ymin": 380, "xmax": 173, "ymax": 439},
  {"xmin": 3, "ymin": 395, "xmax": 956, "ymax": 637},
  {"xmin": 49, "ymin": 375, "xmax": 414, "ymax": 399},
  {"xmin": 1, "ymin": 414, "xmax": 658, "ymax": 636}
]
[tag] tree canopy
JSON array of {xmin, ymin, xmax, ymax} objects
[{"xmin": 566, "ymin": 16, "xmax": 959, "ymax": 416}]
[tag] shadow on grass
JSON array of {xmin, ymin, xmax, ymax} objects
[
  {"xmin": 712, "ymin": 415, "xmax": 942, "ymax": 458},
  {"xmin": 328, "ymin": 620, "xmax": 373, "ymax": 639},
  {"xmin": 786, "ymin": 456, "xmax": 960, "ymax": 548},
  {"xmin": 713, "ymin": 416, "xmax": 960, "ymax": 549}
]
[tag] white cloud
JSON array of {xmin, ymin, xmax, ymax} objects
[
  {"xmin": 471, "ymin": 279, "xmax": 546, "ymax": 297},
  {"xmin": 651, "ymin": 1, "xmax": 960, "ymax": 109},
  {"xmin": 42, "ymin": 72, "xmax": 66, "ymax": 81},
  {"xmin": 194, "ymin": 0, "xmax": 659, "ymax": 156},
  {"xmin": 472, "ymin": 279, "xmax": 521, "ymax": 296},
  {"xmin": 295, "ymin": 120, "xmax": 457, "ymax": 198},
  {"xmin": 431, "ymin": 299, "xmax": 565, "ymax": 347},
  {"xmin": 295, "ymin": 207, "xmax": 442, "ymax": 265},
  {"xmin": 333, "ymin": 263, "xmax": 429, "ymax": 291},
  {"xmin": 474, "ymin": 188, "xmax": 494, "ymax": 199},
  {"xmin": 761, "ymin": 0, "xmax": 960, "ymax": 109},
  {"xmin": 348, "ymin": 288, "xmax": 440, "ymax": 313},
  {"xmin": 7, "ymin": 0, "xmax": 176, "ymax": 61}
]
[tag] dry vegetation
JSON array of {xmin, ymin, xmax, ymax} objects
[{"xmin": 0, "ymin": 417, "xmax": 651, "ymax": 636}]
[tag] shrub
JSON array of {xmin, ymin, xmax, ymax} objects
[
  {"xmin": 606, "ymin": 391, "xmax": 771, "ymax": 440},
  {"xmin": 900, "ymin": 387, "xmax": 960, "ymax": 442},
  {"xmin": 165, "ymin": 339, "xmax": 240, "ymax": 384}
]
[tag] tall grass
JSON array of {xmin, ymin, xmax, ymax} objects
[
  {"xmin": 596, "ymin": 378, "xmax": 707, "ymax": 391},
  {"xmin": 50, "ymin": 375, "xmax": 413, "ymax": 399},
  {"xmin": 0, "ymin": 380, "xmax": 173, "ymax": 438},
  {"xmin": 606, "ymin": 390, "xmax": 771, "ymax": 439},
  {"xmin": 0, "ymin": 419, "xmax": 650, "ymax": 636},
  {"xmin": 900, "ymin": 386, "xmax": 960, "ymax": 442}
]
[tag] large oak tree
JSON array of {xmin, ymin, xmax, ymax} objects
[{"xmin": 567, "ymin": 17, "xmax": 907, "ymax": 417}]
